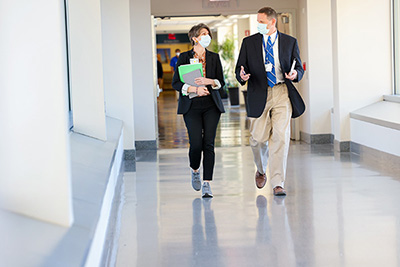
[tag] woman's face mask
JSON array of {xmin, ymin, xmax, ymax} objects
[{"xmin": 197, "ymin": 34, "xmax": 211, "ymax": 48}]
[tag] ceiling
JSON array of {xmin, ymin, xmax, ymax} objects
[{"xmin": 154, "ymin": 14, "xmax": 250, "ymax": 34}]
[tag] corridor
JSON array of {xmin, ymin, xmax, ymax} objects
[{"xmin": 114, "ymin": 91, "xmax": 400, "ymax": 267}]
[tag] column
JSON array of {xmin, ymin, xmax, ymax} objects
[
  {"xmin": 298, "ymin": 0, "xmax": 335, "ymax": 143},
  {"xmin": 130, "ymin": 0, "xmax": 158, "ymax": 149},
  {"xmin": 0, "ymin": 0, "xmax": 73, "ymax": 226},
  {"xmin": 68, "ymin": 0, "xmax": 107, "ymax": 141},
  {"xmin": 101, "ymin": 0, "xmax": 136, "ymax": 151}
]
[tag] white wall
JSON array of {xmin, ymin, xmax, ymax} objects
[
  {"xmin": 0, "ymin": 0, "xmax": 73, "ymax": 226},
  {"xmin": 297, "ymin": 0, "xmax": 310, "ymax": 135},
  {"xmin": 68, "ymin": 0, "xmax": 107, "ymax": 141},
  {"xmin": 236, "ymin": 18, "xmax": 250, "ymax": 46},
  {"xmin": 305, "ymin": 0, "xmax": 334, "ymax": 135},
  {"xmin": 298, "ymin": 0, "xmax": 392, "ymax": 145},
  {"xmin": 130, "ymin": 0, "xmax": 157, "ymax": 142},
  {"xmin": 351, "ymin": 119, "xmax": 400, "ymax": 157},
  {"xmin": 101, "ymin": 0, "xmax": 136, "ymax": 150},
  {"xmin": 332, "ymin": 0, "xmax": 392, "ymax": 142}
]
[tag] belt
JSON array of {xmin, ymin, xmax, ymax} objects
[{"xmin": 268, "ymin": 82, "xmax": 285, "ymax": 87}]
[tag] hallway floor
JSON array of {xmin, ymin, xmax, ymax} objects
[
  {"xmin": 114, "ymin": 90, "xmax": 400, "ymax": 267},
  {"xmin": 157, "ymin": 90, "xmax": 250, "ymax": 148}
]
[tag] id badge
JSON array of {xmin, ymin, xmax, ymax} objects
[
  {"xmin": 265, "ymin": 63, "xmax": 273, "ymax": 72},
  {"xmin": 190, "ymin": 58, "xmax": 199, "ymax": 64}
]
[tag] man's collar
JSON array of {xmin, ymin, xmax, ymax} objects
[{"xmin": 264, "ymin": 30, "xmax": 278, "ymax": 40}]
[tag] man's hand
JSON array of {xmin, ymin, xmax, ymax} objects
[
  {"xmin": 285, "ymin": 70, "xmax": 297, "ymax": 81},
  {"xmin": 240, "ymin": 66, "xmax": 251, "ymax": 82}
]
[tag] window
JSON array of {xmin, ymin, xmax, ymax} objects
[
  {"xmin": 64, "ymin": 0, "xmax": 73, "ymax": 129},
  {"xmin": 394, "ymin": 0, "xmax": 400, "ymax": 95}
]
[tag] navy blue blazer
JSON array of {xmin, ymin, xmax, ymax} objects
[
  {"xmin": 172, "ymin": 49, "xmax": 225, "ymax": 115},
  {"xmin": 235, "ymin": 32, "xmax": 305, "ymax": 118}
]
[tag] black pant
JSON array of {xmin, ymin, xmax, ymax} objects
[{"xmin": 183, "ymin": 96, "xmax": 221, "ymax": 181}]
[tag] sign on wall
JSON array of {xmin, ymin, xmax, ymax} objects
[
  {"xmin": 156, "ymin": 33, "xmax": 190, "ymax": 44},
  {"xmin": 202, "ymin": 0, "xmax": 239, "ymax": 9}
]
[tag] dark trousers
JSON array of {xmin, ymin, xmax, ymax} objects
[{"xmin": 183, "ymin": 96, "xmax": 221, "ymax": 181}]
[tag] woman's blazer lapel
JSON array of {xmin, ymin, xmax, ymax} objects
[{"xmin": 205, "ymin": 49, "xmax": 214, "ymax": 77}]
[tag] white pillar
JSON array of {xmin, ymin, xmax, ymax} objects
[
  {"xmin": 130, "ymin": 0, "xmax": 158, "ymax": 147},
  {"xmin": 101, "ymin": 0, "xmax": 136, "ymax": 150},
  {"xmin": 68, "ymin": 0, "xmax": 107, "ymax": 141},
  {"xmin": 300, "ymin": 0, "xmax": 334, "ymax": 138},
  {"xmin": 0, "ymin": 0, "xmax": 73, "ymax": 226}
]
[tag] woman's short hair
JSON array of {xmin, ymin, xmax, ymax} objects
[{"xmin": 188, "ymin": 23, "xmax": 212, "ymax": 46}]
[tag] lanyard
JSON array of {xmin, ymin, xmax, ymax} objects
[{"xmin": 262, "ymin": 33, "xmax": 278, "ymax": 64}]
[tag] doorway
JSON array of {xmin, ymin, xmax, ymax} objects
[{"xmin": 154, "ymin": 12, "xmax": 299, "ymax": 149}]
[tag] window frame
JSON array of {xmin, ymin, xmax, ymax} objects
[
  {"xmin": 64, "ymin": 0, "xmax": 73, "ymax": 129},
  {"xmin": 393, "ymin": 0, "xmax": 400, "ymax": 95}
]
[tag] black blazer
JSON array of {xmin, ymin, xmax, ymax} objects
[
  {"xmin": 235, "ymin": 32, "xmax": 305, "ymax": 118},
  {"xmin": 172, "ymin": 49, "xmax": 225, "ymax": 115}
]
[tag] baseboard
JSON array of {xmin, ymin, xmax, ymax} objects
[
  {"xmin": 123, "ymin": 149, "xmax": 136, "ymax": 172},
  {"xmin": 124, "ymin": 149, "xmax": 136, "ymax": 160},
  {"xmin": 350, "ymin": 142, "xmax": 400, "ymax": 176},
  {"xmin": 334, "ymin": 139, "xmax": 350, "ymax": 152},
  {"xmin": 300, "ymin": 132, "xmax": 334, "ymax": 144},
  {"xmin": 135, "ymin": 140, "xmax": 157, "ymax": 150}
]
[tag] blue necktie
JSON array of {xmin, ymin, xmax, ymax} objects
[{"xmin": 266, "ymin": 36, "xmax": 276, "ymax": 88}]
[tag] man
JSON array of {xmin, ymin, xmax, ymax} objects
[
  {"xmin": 170, "ymin": 49, "xmax": 181, "ymax": 100},
  {"xmin": 235, "ymin": 7, "xmax": 305, "ymax": 196},
  {"xmin": 170, "ymin": 49, "xmax": 181, "ymax": 72}
]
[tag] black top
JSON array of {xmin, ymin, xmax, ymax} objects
[
  {"xmin": 157, "ymin": 60, "xmax": 163, "ymax": 79},
  {"xmin": 235, "ymin": 32, "xmax": 305, "ymax": 118},
  {"xmin": 172, "ymin": 49, "xmax": 225, "ymax": 115}
]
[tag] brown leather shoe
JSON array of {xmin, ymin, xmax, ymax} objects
[
  {"xmin": 273, "ymin": 186, "xmax": 287, "ymax": 196},
  {"xmin": 255, "ymin": 171, "xmax": 266, "ymax": 189}
]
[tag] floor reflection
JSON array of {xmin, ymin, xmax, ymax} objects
[
  {"xmin": 157, "ymin": 90, "xmax": 250, "ymax": 149},
  {"xmin": 117, "ymin": 143, "xmax": 400, "ymax": 267},
  {"xmin": 115, "ymin": 90, "xmax": 400, "ymax": 267},
  {"xmin": 255, "ymin": 195, "xmax": 271, "ymax": 245},
  {"xmin": 192, "ymin": 198, "xmax": 222, "ymax": 267}
]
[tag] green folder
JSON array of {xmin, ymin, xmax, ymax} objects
[{"xmin": 178, "ymin": 63, "xmax": 203, "ymax": 83}]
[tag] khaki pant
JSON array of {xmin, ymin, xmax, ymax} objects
[{"xmin": 248, "ymin": 83, "xmax": 292, "ymax": 188}]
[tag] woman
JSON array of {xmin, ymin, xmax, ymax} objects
[{"xmin": 172, "ymin": 23, "xmax": 225, "ymax": 198}]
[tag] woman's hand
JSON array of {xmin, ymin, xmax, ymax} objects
[
  {"xmin": 196, "ymin": 86, "xmax": 210, "ymax": 96},
  {"xmin": 194, "ymin": 77, "xmax": 215, "ymax": 86}
]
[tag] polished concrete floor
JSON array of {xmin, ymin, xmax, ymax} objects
[
  {"xmin": 157, "ymin": 90, "xmax": 250, "ymax": 148},
  {"xmin": 115, "ymin": 91, "xmax": 400, "ymax": 267}
]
